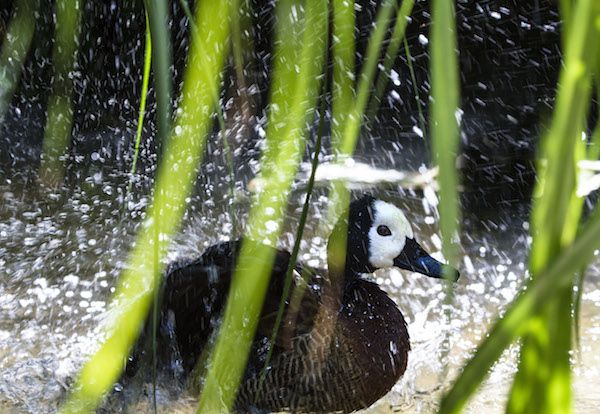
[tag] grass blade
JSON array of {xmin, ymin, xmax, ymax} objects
[
  {"xmin": 404, "ymin": 36, "xmax": 427, "ymax": 141},
  {"xmin": 196, "ymin": 1, "xmax": 328, "ymax": 411},
  {"xmin": 140, "ymin": 4, "xmax": 172, "ymax": 411},
  {"xmin": 440, "ymin": 1, "xmax": 600, "ymax": 412},
  {"xmin": 366, "ymin": 0, "xmax": 415, "ymax": 121},
  {"xmin": 507, "ymin": 1, "xmax": 599, "ymax": 412},
  {"xmin": 430, "ymin": 0, "xmax": 460, "ymax": 388},
  {"xmin": 331, "ymin": 0, "xmax": 356, "ymax": 149},
  {"xmin": 39, "ymin": 0, "xmax": 82, "ymax": 186},
  {"xmin": 575, "ymin": 63, "xmax": 600, "ymax": 348},
  {"xmin": 0, "ymin": 0, "xmax": 38, "ymax": 123},
  {"xmin": 128, "ymin": 12, "xmax": 152, "ymax": 192},
  {"xmin": 326, "ymin": 0, "xmax": 399, "ymax": 229},
  {"xmin": 144, "ymin": 0, "xmax": 172, "ymax": 148},
  {"xmin": 430, "ymin": 0, "xmax": 460, "ymax": 275},
  {"xmin": 439, "ymin": 206, "xmax": 600, "ymax": 414},
  {"xmin": 58, "ymin": 2, "xmax": 231, "ymax": 412},
  {"xmin": 337, "ymin": 0, "xmax": 395, "ymax": 156},
  {"xmin": 260, "ymin": 79, "xmax": 328, "ymax": 387}
]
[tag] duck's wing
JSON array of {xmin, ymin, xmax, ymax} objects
[
  {"xmin": 127, "ymin": 239, "xmax": 326, "ymax": 379},
  {"xmin": 255, "ymin": 263, "xmax": 325, "ymax": 349},
  {"xmin": 124, "ymin": 242, "xmax": 235, "ymax": 377}
]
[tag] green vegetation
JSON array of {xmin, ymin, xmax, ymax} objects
[
  {"xmin": 327, "ymin": 0, "xmax": 415, "ymax": 230},
  {"xmin": 440, "ymin": 1, "xmax": 600, "ymax": 413},
  {"xmin": 144, "ymin": 0, "xmax": 172, "ymax": 148},
  {"xmin": 367, "ymin": 0, "xmax": 415, "ymax": 122},
  {"xmin": 430, "ymin": 0, "xmax": 460, "ymax": 280},
  {"xmin": 39, "ymin": 0, "xmax": 81, "ymax": 186},
  {"xmin": 196, "ymin": 0, "xmax": 328, "ymax": 410},
  {"xmin": 0, "ymin": 0, "xmax": 38, "ymax": 121},
  {"xmin": 59, "ymin": 1, "xmax": 231, "ymax": 412},
  {"xmin": 0, "ymin": 0, "xmax": 597, "ymax": 412},
  {"xmin": 429, "ymin": 0, "xmax": 461, "ymax": 382},
  {"xmin": 128, "ymin": 12, "xmax": 152, "ymax": 192}
]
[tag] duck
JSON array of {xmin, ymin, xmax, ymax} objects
[{"xmin": 124, "ymin": 194, "xmax": 459, "ymax": 413}]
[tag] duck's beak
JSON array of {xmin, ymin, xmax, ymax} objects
[{"xmin": 393, "ymin": 238, "xmax": 460, "ymax": 282}]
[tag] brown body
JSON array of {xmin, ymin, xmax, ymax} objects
[
  {"xmin": 236, "ymin": 278, "xmax": 410, "ymax": 412},
  {"xmin": 127, "ymin": 240, "xmax": 410, "ymax": 413},
  {"xmin": 124, "ymin": 196, "xmax": 459, "ymax": 412}
]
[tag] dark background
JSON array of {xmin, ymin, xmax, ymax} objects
[{"xmin": 0, "ymin": 0, "xmax": 563, "ymax": 208}]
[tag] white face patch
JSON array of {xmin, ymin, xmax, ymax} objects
[{"xmin": 368, "ymin": 200, "xmax": 414, "ymax": 269}]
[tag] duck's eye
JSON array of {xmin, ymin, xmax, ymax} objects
[{"xmin": 377, "ymin": 225, "xmax": 392, "ymax": 236}]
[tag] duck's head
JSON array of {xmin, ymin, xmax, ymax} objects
[{"xmin": 328, "ymin": 195, "xmax": 460, "ymax": 281}]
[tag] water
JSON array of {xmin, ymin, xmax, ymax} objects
[{"xmin": 1, "ymin": 154, "xmax": 599, "ymax": 413}]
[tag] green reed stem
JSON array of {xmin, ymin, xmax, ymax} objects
[
  {"xmin": 326, "ymin": 0, "xmax": 400, "ymax": 229},
  {"xmin": 430, "ymin": 0, "xmax": 460, "ymax": 277},
  {"xmin": 178, "ymin": 0, "xmax": 196, "ymax": 31},
  {"xmin": 179, "ymin": 0, "xmax": 238, "ymax": 237},
  {"xmin": 39, "ymin": 0, "xmax": 81, "ymax": 186},
  {"xmin": 559, "ymin": 0, "xmax": 573, "ymax": 44},
  {"xmin": 366, "ymin": 0, "xmax": 415, "ymax": 121},
  {"xmin": 575, "ymin": 76, "xmax": 600, "ymax": 348},
  {"xmin": 196, "ymin": 1, "xmax": 327, "ymax": 411},
  {"xmin": 144, "ymin": 0, "xmax": 172, "ymax": 149},
  {"xmin": 573, "ymin": 270, "xmax": 585, "ymax": 352},
  {"xmin": 573, "ymin": 20, "xmax": 600, "ymax": 357},
  {"xmin": 430, "ymin": 0, "xmax": 460, "ymax": 387},
  {"xmin": 128, "ymin": 12, "xmax": 152, "ymax": 194},
  {"xmin": 143, "ymin": 4, "xmax": 173, "ymax": 412},
  {"xmin": 588, "ymin": 76, "xmax": 600, "ymax": 161},
  {"xmin": 404, "ymin": 36, "xmax": 427, "ymax": 141},
  {"xmin": 331, "ymin": 0, "xmax": 356, "ymax": 149},
  {"xmin": 151, "ymin": 199, "xmax": 159, "ymax": 414},
  {"xmin": 439, "ymin": 205, "xmax": 600, "ymax": 414},
  {"xmin": 230, "ymin": 0, "xmax": 247, "ymax": 92},
  {"xmin": 0, "ymin": 0, "xmax": 38, "ymax": 123},
  {"xmin": 440, "ymin": 2, "xmax": 600, "ymax": 412},
  {"xmin": 58, "ymin": 2, "xmax": 231, "ymax": 412},
  {"xmin": 507, "ymin": 2, "xmax": 599, "ymax": 412},
  {"xmin": 221, "ymin": 0, "xmax": 244, "ymax": 238},
  {"xmin": 259, "ymin": 80, "xmax": 328, "ymax": 389},
  {"xmin": 337, "ymin": 0, "xmax": 395, "ymax": 156}
]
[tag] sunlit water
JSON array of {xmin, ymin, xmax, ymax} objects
[{"xmin": 1, "ymin": 159, "xmax": 599, "ymax": 414}]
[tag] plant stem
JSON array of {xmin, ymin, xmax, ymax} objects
[{"xmin": 128, "ymin": 12, "xmax": 152, "ymax": 194}]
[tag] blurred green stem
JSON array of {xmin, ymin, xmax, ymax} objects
[
  {"xmin": 331, "ymin": 0, "xmax": 356, "ymax": 149},
  {"xmin": 144, "ymin": 0, "xmax": 172, "ymax": 148},
  {"xmin": 180, "ymin": 0, "xmax": 238, "ymax": 236},
  {"xmin": 0, "ymin": 0, "xmax": 38, "ymax": 122},
  {"xmin": 59, "ymin": 1, "xmax": 231, "ymax": 412},
  {"xmin": 178, "ymin": 0, "xmax": 196, "ymax": 31},
  {"xmin": 439, "ymin": 205, "xmax": 600, "ymax": 414},
  {"xmin": 440, "ymin": 1, "xmax": 600, "ymax": 412},
  {"xmin": 39, "ymin": 0, "xmax": 82, "ymax": 186},
  {"xmin": 197, "ymin": 0, "xmax": 328, "ymax": 411},
  {"xmin": 430, "ymin": 0, "xmax": 460, "ymax": 386},
  {"xmin": 507, "ymin": 1, "xmax": 599, "ymax": 412},
  {"xmin": 260, "ymin": 80, "xmax": 328, "ymax": 388},
  {"xmin": 404, "ymin": 37, "xmax": 427, "ymax": 141},
  {"xmin": 337, "ymin": 0, "xmax": 395, "ymax": 156},
  {"xmin": 366, "ymin": 0, "xmax": 415, "ymax": 121},
  {"xmin": 326, "ymin": 0, "xmax": 399, "ymax": 228},
  {"xmin": 430, "ymin": 0, "xmax": 460, "ymax": 274}
]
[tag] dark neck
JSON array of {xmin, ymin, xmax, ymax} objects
[
  {"xmin": 327, "ymin": 216, "xmax": 375, "ymax": 280},
  {"xmin": 327, "ymin": 235, "xmax": 373, "ymax": 292}
]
